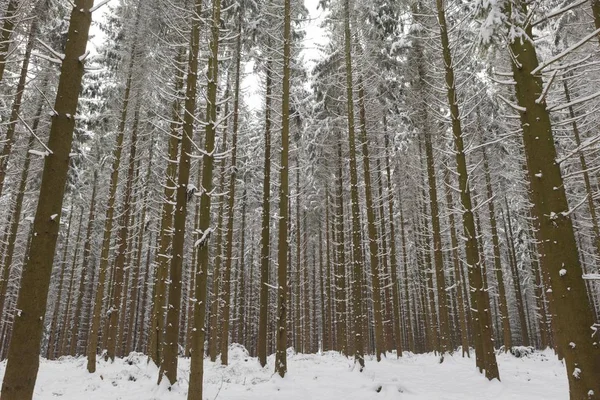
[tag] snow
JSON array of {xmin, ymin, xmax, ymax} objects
[
  {"xmin": 0, "ymin": 346, "xmax": 568, "ymax": 399},
  {"xmin": 28, "ymin": 150, "xmax": 50, "ymax": 157}
]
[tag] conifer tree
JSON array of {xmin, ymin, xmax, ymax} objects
[
  {"xmin": 275, "ymin": 0, "xmax": 292, "ymax": 377},
  {"xmin": 0, "ymin": 0, "xmax": 18, "ymax": 83},
  {"xmin": 187, "ymin": 0, "xmax": 220, "ymax": 395},
  {"xmin": 427, "ymin": 0, "xmax": 500, "ymax": 377},
  {"xmin": 341, "ymin": 0, "xmax": 366, "ymax": 370},
  {"xmin": 479, "ymin": 0, "xmax": 600, "ymax": 395},
  {"xmin": 0, "ymin": 0, "xmax": 96, "ymax": 397}
]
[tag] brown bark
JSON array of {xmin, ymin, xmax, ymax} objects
[
  {"xmin": 434, "ymin": 0, "xmax": 498, "ymax": 378},
  {"xmin": 0, "ymin": 6, "xmax": 39, "ymax": 198},
  {"xmin": 208, "ymin": 126, "xmax": 228, "ymax": 361},
  {"xmin": 136, "ymin": 230, "xmax": 154, "ymax": 352},
  {"xmin": 87, "ymin": 25, "xmax": 140, "ymax": 373},
  {"xmin": 528, "ymin": 235, "xmax": 549, "ymax": 349},
  {"xmin": 236, "ymin": 189, "xmax": 248, "ymax": 348},
  {"xmin": 185, "ymin": 167, "xmax": 202, "ymax": 357},
  {"xmin": 356, "ymin": 81, "xmax": 385, "ymax": 360},
  {"xmin": 159, "ymin": 0, "xmax": 219, "ymax": 378},
  {"xmin": 483, "ymin": 149, "xmax": 512, "ymax": 351},
  {"xmin": 0, "ymin": 2, "xmax": 94, "ymax": 396},
  {"xmin": 106, "ymin": 102, "xmax": 140, "ymax": 361},
  {"xmin": 508, "ymin": 3, "xmax": 600, "ymax": 395},
  {"xmin": 274, "ymin": 0, "xmax": 291, "ymax": 377},
  {"xmin": 58, "ymin": 207, "xmax": 84, "ymax": 357},
  {"xmin": 0, "ymin": 0, "xmax": 18, "ymax": 83},
  {"xmin": 125, "ymin": 144, "xmax": 154, "ymax": 355},
  {"xmin": 302, "ymin": 210, "xmax": 311, "ymax": 352},
  {"xmin": 324, "ymin": 189, "xmax": 333, "ymax": 352},
  {"xmin": 69, "ymin": 171, "xmax": 98, "ymax": 356},
  {"xmin": 398, "ymin": 198, "xmax": 414, "ymax": 353},
  {"xmin": 593, "ymin": 0, "xmax": 600, "ymax": 45},
  {"xmin": 148, "ymin": 47, "xmax": 185, "ymax": 367},
  {"xmin": 257, "ymin": 54, "xmax": 273, "ymax": 368},
  {"xmin": 417, "ymin": 181, "xmax": 437, "ymax": 353},
  {"xmin": 342, "ymin": 0, "xmax": 365, "ymax": 369},
  {"xmin": 0, "ymin": 96, "xmax": 43, "ymax": 324},
  {"xmin": 47, "ymin": 205, "xmax": 75, "ymax": 360},
  {"xmin": 335, "ymin": 139, "xmax": 348, "ymax": 356},
  {"xmin": 220, "ymin": 11, "xmax": 243, "ymax": 363},
  {"xmin": 443, "ymin": 168, "xmax": 469, "ymax": 357},
  {"xmin": 318, "ymin": 225, "xmax": 326, "ymax": 350},
  {"xmin": 503, "ymin": 204, "xmax": 530, "ymax": 346},
  {"xmin": 374, "ymin": 156, "xmax": 392, "ymax": 354},
  {"xmin": 423, "ymin": 123, "xmax": 450, "ymax": 356},
  {"xmin": 187, "ymin": 0, "xmax": 217, "ymax": 394}
]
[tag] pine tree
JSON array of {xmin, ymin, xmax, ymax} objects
[
  {"xmin": 0, "ymin": 0, "xmax": 95, "ymax": 397},
  {"xmin": 220, "ymin": 4, "xmax": 244, "ymax": 364},
  {"xmin": 257, "ymin": 50, "xmax": 273, "ymax": 368},
  {"xmin": 0, "ymin": 0, "xmax": 18, "ymax": 83},
  {"xmin": 432, "ymin": 0, "xmax": 499, "ymax": 378},
  {"xmin": 187, "ymin": 0, "xmax": 219, "ymax": 395},
  {"xmin": 499, "ymin": 1, "xmax": 600, "ymax": 395},
  {"xmin": 342, "ymin": 0, "xmax": 365, "ymax": 370},
  {"xmin": 274, "ymin": 0, "xmax": 292, "ymax": 377}
]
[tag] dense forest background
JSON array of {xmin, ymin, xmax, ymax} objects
[{"xmin": 0, "ymin": 0, "xmax": 599, "ymax": 399}]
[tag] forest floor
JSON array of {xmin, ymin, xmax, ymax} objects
[{"xmin": 0, "ymin": 345, "xmax": 567, "ymax": 399}]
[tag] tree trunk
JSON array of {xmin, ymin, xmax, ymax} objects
[
  {"xmin": 508, "ymin": 3, "xmax": 600, "ymax": 395},
  {"xmin": 417, "ymin": 179, "xmax": 437, "ymax": 354},
  {"xmin": 342, "ymin": 0, "xmax": 365, "ymax": 370},
  {"xmin": 0, "ymin": 96, "xmax": 44, "ymax": 324},
  {"xmin": 324, "ymin": 189, "xmax": 333, "ymax": 352},
  {"xmin": 147, "ymin": 47, "xmax": 185, "ymax": 367},
  {"xmin": 220, "ymin": 10, "xmax": 243, "ymax": 364},
  {"xmin": 592, "ymin": 0, "xmax": 600, "ymax": 44},
  {"xmin": 125, "ymin": 143, "xmax": 154, "ymax": 355},
  {"xmin": 443, "ymin": 168, "xmax": 469, "ymax": 357},
  {"xmin": 47, "ymin": 205, "xmax": 75, "ymax": 360},
  {"xmin": 134, "ymin": 229, "xmax": 154, "ymax": 353},
  {"xmin": 398, "ymin": 199, "xmax": 414, "ymax": 354},
  {"xmin": 58, "ymin": 208, "xmax": 84, "ymax": 357},
  {"xmin": 185, "ymin": 163, "xmax": 203, "ymax": 357},
  {"xmin": 0, "ymin": 7, "xmax": 38, "ymax": 198},
  {"xmin": 257, "ymin": 53, "xmax": 273, "ymax": 368},
  {"xmin": 161, "ymin": 0, "xmax": 220, "ymax": 381},
  {"xmin": 87, "ymin": 23, "xmax": 141, "ymax": 373},
  {"xmin": 528, "ymin": 235, "xmax": 549, "ymax": 349},
  {"xmin": 274, "ymin": 0, "xmax": 291, "ymax": 377},
  {"xmin": 0, "ymin": 0, "xmax": 18, "ymax": 83},
  {"xmin": 423, "ymin": 122, "xmax": 450, "ymax": 356},
  {"xmin": 355, "ymin": 81, "xmax": 385, "ymax": 361},
  {"xmin": 335, "ymin": 139, "xmax": 348, "ymax": 356},
  {"xmin": 503, "ymin": 204, "xmax": 530, "ymax": 347},
  {"xmin": 236, "ymin": 189, "xmax": 247, "ymax": 348},
  {"xmin": 187, "ymin": 0, "xmax": 218, "ymax": 395},
  {"xmin": 70, "ymin": 171, "xmax": 98, "ymax": 356},
  {"xmin": 208, "ymin": 120, "xmax": 228, "ymax": 361},
  {"xmin": 0, "ymin": 2, "xmax": 95, "ymax": 396},
  {"xmin": 483, "ymin": 149, "xmax": 512, "ymax": 351},
  {"xmin": 105, "ymin": 101, "xmax": 140, "ymax": 361},
  {"xmin": 434, "ymin": 0, "xmax": 499, "ymax": 379}
]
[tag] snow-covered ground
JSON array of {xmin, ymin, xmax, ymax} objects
[{"xmin": 0, "ymin": 345, "xmax": 568, "ymax": 399}]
